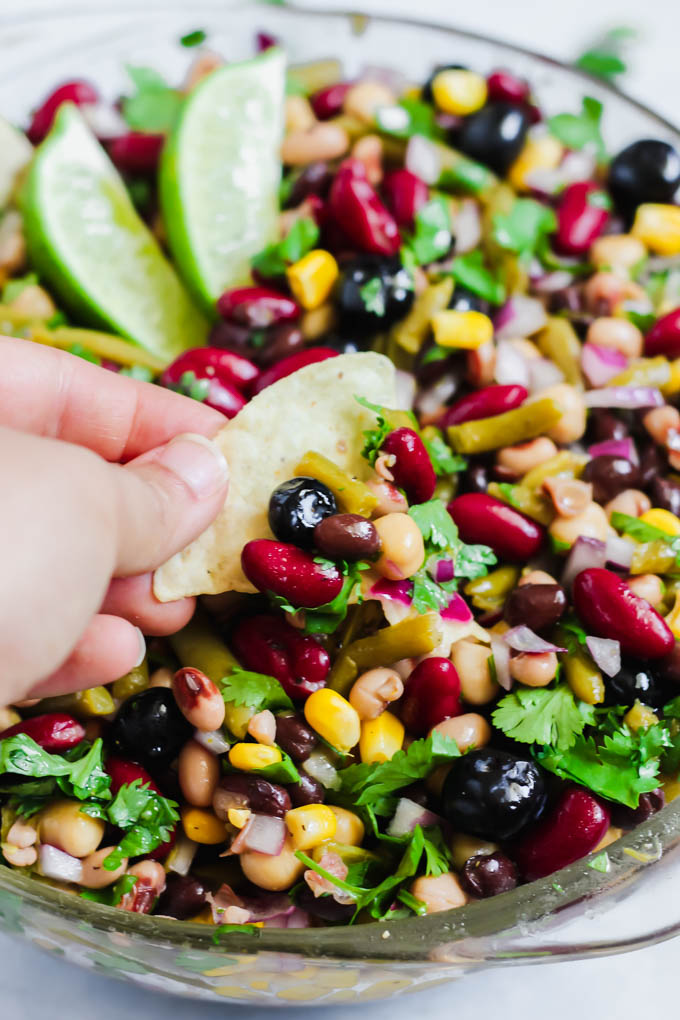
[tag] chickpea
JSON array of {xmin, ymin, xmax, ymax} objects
[
  {"xmin": 240, "ymin": 835, "xmax": 305, "ymax": 891},
  {"xmin": 8, "ymin": 283, "xmax": 56, "ymax": 320},
  {"xmin": 586, "ymin": 317, "xmax": 643, "ymax": 359},
  {"xmin": 496, "ymin": 436, "xmax": 558, "ymax": 477},
  {"xmin": 509, "ymin": 651, "xmax": 558, "ymax": 688},
  {"xmin": 549, "ymin": 501, "xmax": 610, "ymax": 547},
  {"xmin": 627, "ymin": 573, "xmax": 665, "ymax": 607},
  {"xmin": 373, "ymin": 513, "xmax": 425, "ymax": 580},
  {"xmin": 589, "ymin": 234, "xmax": 647, "ymax": 274},
  {"xmin": 149, "ymin": 667, "xmax": 173, "ymax": 689},
  {"xmin": 538, "ymin": 384, "xmax": 586, "ymax": 444},
  {"xmin": 450, "ymin": 640, "xmax": 498, "ymax": 705},
  {"xmin": 431, "ymin": 713, "xmax": 491, "ymax": 751},
  {"xmin": 519, "ymin": 569, "xmax": 556, "ymax": 586},
  {"xmin": 281, "ymin": 123, "xmax": 349, "ymax": 166},
  {"xmin": 410, "ymin": 872, "xmax": 467, "ymax": 913},
  {"xmin": 3, "ymin": 845, "xmax": 37, "ymax": 868},
  {"xmin": 7, "ymin": 820, "xmax": 37, "ymax": 849},
  {"xmin": 285, "ymin": 94, "xmax": 316, "ymax": 134},
  {"xmin": 178, "ymin": 740, "xmax": 220, "ymax": 808},
  {"xmin": 80, "ymin": 846, "xmax": 128, "ymax": 889},
  {"xmin": 450, "ymin": 833, "xmax": 499, "ymax": 871},
  {"xmin": 349, "ymin": 667, "xmax": 404, "ymax": 720},
  {"xmin": 39, "ymin": 799, "xmax": 105, "ymax": 858},
  {"xmin": 328, "ymin": 806, "xmax": 365, "ymax": 846},
  {"xmin": 248, "ymin": 709, "xmax": 277, "ymax": 746},
  {"xmin": 583, "ymin": 271, "xmax": 646, "ymax": 315},
  {"xmin": 351, "ymin": 133, "xmax": 383, "ymax": 186},
  {"xmin": 604, "ymin": 489, "xmax": 651, "ymax": 520},
  {"xmin": 643, "ymin": 405, "xmax": 680, "ymax": 446},
  {"xmin": 343, "ymin": 80, "xmax": 396, "ymax": 123},
  {"xmin": 366, "ymin": 478, "xmax": 408, "ymax": 516},
  {"xmin": 122, "ymin": 859, "xmax": 167, "ymax": 910}
]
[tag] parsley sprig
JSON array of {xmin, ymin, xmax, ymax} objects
[
  {"xmin": 492, "ymin": 198, "xmax": 557, "ymax": 266},
  {"xmin": 251, "ymin": 218, "xmax": 319, "ymax": 278},
  {"xmin": 221, "ymin": 666, "xmax": 293, "ymax": 713},
  {"xmin": 575, "ymin": 26, "xmax": 636, "ymax": 83},
  {"xmin": 0, "ymin": 736, "xmax": 111, "ymax": 816},
  {"xmin": 82, "ymin": 779, "xmax": 179, "ymax": 871},
  {"xmin": 492, "ymin": 684, "xmax": 595, "ymax": 751},
  {"xmin": 402, "ymin": 196, "xmax": 452, "ymax": 266},
  {"xmin": 122, "ymin": 65, "xmax": 183, "ymax": 133},
  {"xmin": 547, "ymin": 96, "xmax": 607, "ymax": 162}
]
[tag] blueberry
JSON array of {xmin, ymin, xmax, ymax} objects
[
  {"xmin": 268, "ymin": 477, "xmax": 337, "ymax": 547},
  {"xmin": 609, "ymin": 139, "xmax": 680, "ymax": 212},
  {"xmin": 337, "ymin": 255, "xmax": 414, "ymax": 334},
  {"xmin": 110, "ymin": 688, "xmax": 192, "ymax": 764},
  {"xmin": 457, "ymin": 102, "xmax": 531, "ymax": 176},
  {"xmin": 442, "ymin": 748, "xmax": 547, "ymax": 840}
]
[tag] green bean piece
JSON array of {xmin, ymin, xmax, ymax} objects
[
  {"xmin": 433, "ymin": 143, "xmax": 498, "ymax": 197},
  {"xmin": 464, "ymin": 566, "xmax": 520, "ymax": 611},
  {"xmin": 608, "ymin": 356, "xmax": 671, "ymax": 389},
  {"xmin": 170, "ymin": 612, "xmax": 239, "ymax": 683},
  {"xmin": 487, "ymin": 481, "xmax": 554, "ymax": 525},
  {"xmin": 447, "ymin": 396, "xmax": 563, "ymax": 454},
  {"xmin": 112, "ymin": 660, "xmax": 149, "ymax": 701},
  {"xmin": 295, "ymin": 450, "xmax": 378, "ymax": 517},
  {"xmin": 329, "ymin": 614, "xmax": 442, "ymax": 695},
  {"xmin": 535, "ymin": 318, "xmax": 583, "ymax": 388},
  {"xmin": 481, "ymin": 183, "xmax": 528, "ymax": 295},
  {"xmin": 75, "ymin": 687, "xmax": 116, "ymax": 717},
  {"xmin": 563, "ymin": 650, "xmax": 605, "ymax": 705},
  {"xmin": 390, "ymin": 278, "xmax": 453, "ymax": 355},
  {"xmin": 521, "ymin": 451, "xmax": 586, "ymax": 491},
  {"xmin": 630, "ymin": 540, "xmax": 679, "ymax": 576}
]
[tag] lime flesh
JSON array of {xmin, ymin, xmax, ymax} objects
[
  {"xmin": 160, "ymin": 47, "xmax": 285, "ymax": 312},
  {"xmin": 21, "ymin": 103, "xmax": 208, "ymax": 361}
]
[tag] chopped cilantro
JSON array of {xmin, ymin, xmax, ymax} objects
[
  {"xmin": 611, "ymin": 511, "xmax": 680, "ymax": 567},
  {"xmin": 94, "ymin": 780, "xmax": 179, "ymax": 871},
  {"xmin": 408, "ymin": 499, "xmax": 458, "ymax": 551},
  {"xmin": 588, "ymin": 851, "xmax": 610, "ymax": 873},
  {"xmin": 493, "ymin": 684, "xmax": 595, "ymax": 751},
  {"xmin": 0, "ymin": 736, "xmax": 111, "ymax": 803},
  {"xmin": 271, "ymin": 560, "xmax": 370, "ymax": 636},
  {"xmin": 355, "ymin": 396, "xmax": 399, "ymax": 467},
  {"xmin": 80, "ymin": 874, "xmax": 138, "ymax": 906},
  {"xmin": 403, "ymin": 196, "xmax": 452, "ymax": 266},
  {"xmin": 374, "ymin": 97, "xmax": 445, "ymax": 141},
  {"xmin": 575, "ymin": 27, "xmax": 636, "ymax": 83},
  {"xmin": 122, "ymin": 65, "xmax": 183, "ymax": 133},
  {"xmin": 251, "ymin": 217, "xmax": 319, "ymax": 278},
  {"xmin": 626, "ymin": 308, "xmax": 656, "ymax": 333},
  {"xmin": 547, "ymin": 96, "xmax": 606, "ymax": 162},
  {"xmin": 410, "ymin": 571, "xmax": 456, "ymax": 614},
  {"xmin": 492, "ymin": 198, "xmax": 557, "ymax": 266},
  {"xmin": 421, "ymin": 430, "xmax": 466, "ymax": 477},
  {"xmin": 212, "ymin": 924, "xmax": 261, "ymax": 943},
  {"xmin": 220, "ymin": 666, "xmax": 293, "ymax": 713},
  {"xmin": 449, "ymin": 250, "xmax": 507, "ymax": 305},
  {"xmin": 180, "ymin": 29, "xmax": 207, "ymax": 47},
  {"xmin": 420, "ymin": 345, "xmax": 450, "ymax": 366},
  {"xmin": 438, "ymin": 159, "xmax": 494, "ymax": 195},
  {"xmin": 252, "ymin": 751, "xmax": 301, "ymax": 784},
  {"xmin": 359, "ymin": 277, "xmax": 386, "ymax": 317}
]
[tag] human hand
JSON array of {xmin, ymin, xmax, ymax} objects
[{"xmin": 0, "ymin": 337, "xmax": 229, "ymax": 704}]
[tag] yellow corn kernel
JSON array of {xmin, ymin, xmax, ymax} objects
[
  {"xmin": 431, "ymin": 69, "xmax": 487, "ymax": 116},
  {"xmin": 74, "ymin": 686, "xmax": 115, "ymax": 717},
  {"xmin": 639, "ymin": 507, "xmax": 680, "ymax": 536},
  {"xmin": 227, "ymin": 808, "xmax": 251, "ymax": 829},
  {"xmin": 665, "ymin": 591, "xmax": 680, "ymax": 640},
  {"xmin": 623, "ymin": 701, "xmax": 659, "ymax": 732},
  {"xmin": 181, "ymin": 807, "xmax": 228, "ymax": 845},
  {"xmin": 286, "ymin": 249, "xmax": 339, "ymax": 310},
  {"xmin": 662, "ymin": 358, "xmax": 680, "ymax": 397},
  {"xmin": 632, "ymin": 203, "xmax": 680, "ymax": 256},
  {"xmin": 304, "ymin": 688, "xmax": 361, "ymax": 753},
  {"xmin": 359, "ymin": 711, "xmax": 404, "ymax": 764},
  {"xmin": 285, "ymin": 804, "xmax": 337, "ymax": 850},
  {"xmin": 329, "ymin": 805, "xmax": 365, "ymax": 846},
  {"xmin": 594, "ymin": 826, "xmax": 623, "ymax": 852},
  {"xmin": 430, "ymin": 309, "xmax": 493, "ymax": 350},
  {"xmin": 662, "ymin": 776, "xmax": 680, "ymax": 802},
  {"xmin": 508, "ymin": 135, "xmax": 563, "ymax": 192},
  {"xmin": 228, "ymin": 743, "xmax": 282, "ymax": 771}
]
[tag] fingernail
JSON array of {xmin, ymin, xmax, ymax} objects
[
  {"xmin": 134, "ymin": 627, "xmax": 146, "ymax": 668},
  {"xmin": 159, "ymin": 433, "xmax": 229, "ymax": 499}
]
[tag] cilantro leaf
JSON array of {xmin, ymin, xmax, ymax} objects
[
  {"xmin": 454, "ymin": 541, "xmax": 497, "ymax": 581},
  {"xmin": 575, "ymin": 27, "xmax": 636, "ymax": 83},
  {"xmin": 493, "ymin": 684, "xmax": 595, "ymax": 751},
  {"xmin": 374, "ymin": 97, "xmax": 445, "ymax": 140},
  {"xmin": 359, "ymin": 277, "xmax": 386, "ymax": 317},
  {"xmin": 547, "ymin": 96, "xmax": 606, "ymax": 161},
  {"xmin": 355, "ymin": 396, "xmax": 397, "ymax": 466},
  {"xmin": 0, "ymin": 735, "xmax": 111, "ymax": 805},
  {"xmin": 251, "ymin": 218, "xmax": 320, "ymax": 278},
  {"xmin": 66, "ymin": 740, "xmax": 111, "ymax": 800},
  {"xmin": 252, "ymin": 751, "xmax": 301, "ymax": 784},
  {"xmin": 102, "ymin": 780, "xmax": 179, "ymax": 870},
  {"xmin": 221, "ymin": 666, "xmax": 293, "ymax": 713},
  {"xmin": 403, "ymin": 196, "xmax": 452, "ymax": 266},
  {"xmin": 122, "ymin": 65, "xmax": 183, "ymax": 133},
  {"xmin": 180, "ymin": 29, "xmax": 207, "ymax": 47},
  {"xmin": 421, "ymin": 824, "xmax": 452, "ymax": 877},
  {"xmin": 421, "ymin": 430, "xmax": 466, "ymax": 477},
  {"xmin": 411, "ymin": 571, "xmax": 456, "ymax": 614},
  {"xmin": 80, "ymin": 874, "xmax": 138, "ymax": 906},
  {"xmin": 492, "ymin": 198, "xmax": 557, "ymax": 265},
  {"xmin": 438, "ymin": 158, "xmax": 495, "ymax": 195},
  {"xmin": 449, "ymin": 250, "xmax": 506, "ymax": 305},
  {"xmin": 408, "ymin": 500, "xmax": 458, "ymax": 551}
]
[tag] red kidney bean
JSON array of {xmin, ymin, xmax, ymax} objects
[
  {"xmin": 611, "ymin": 788, "xmax": 665, "ymax": 828},
  {"xmin": 556, "ymin": 182, "xmax": 610, "ymax": 256},
  {"xmin": 27, "ymin": 80, "xmax": 99, "ymax": 144},
  {"xmin": 275, "ymin": 714, "xmax": 318, "ymax": 761},
  {"xmin": 486, "ymin": 70, "xmax": 531, "ymax": 105},
  {"xmin": 329, "ymin": 160, "xmax": 401, "ymax": 256},
  {"xmin": 381, "ymin": 427, "xmax": 437, "ymax": 505},
  {"xmin": 440, "ymin": 384, "xmax": 528, "ymax": 429},
  {"xmin": 645, "ymin": 307, "xmax": 680, "ymax": 359},
  {"xmin": 582, "ymin": 454, "xmax": 641, "ymax": 503},
  {"xmin": 504, "ymin": 583, "xmax": 567, "ymax": 632},
  {"xmin": 217, "ymin": 286, "xmax": 300, "ymax": 328},
  {"xmin": 160, "ymin": 348, "xmax": 249, "ymax": 417},
  {"xmin": 256, "ymin": 31, "xmax": 278, "ymax": 51},
  {"xmin": 251, "ymin": 347, "xmax": 339, "ymax": 395},
  {"xmin": 382, "ymin": 169, "xmax": 429, "ymax": 230},
  {"xmin": 288, "ymin": 773, "xmax": 325, "ymax": 806},
  {"xmin": 257, "ymin": 324, "xmax": 305, "ymax": 367},
  {"xmin": 401, "ymin": 658, "xmax": 462, "ymax": 736},
  {"xmin": 514, "ymin": 787, "xmax": 610, "ymax": 881},
  {"xmin": 314, "ymin": 513, "xmax": 381, "ymax": 561},
  {"xmin": 286, "ymin": 162, "xmax": 333, "ymax": 208},
  {"xmin": 172, "ymin": 667, "xmax": 225, "ymax": 732},
  {"xmin": 460, "ymin": 851, "xmax": 518, "ymax": 898},
  {"xmin": 447, "ymin": 493, "xmax": 545, "ymax": 561},
  {"xmin": 230, "ymin": 614, "xmax": 330, "ymax": 700},
  {"xmin": 0, "ymin": 713, "xmax": 85, "ymax": 752},
  {"xmin": 109, "ymin": 132, "xmax": 164, "ymax": 174},
  {"xmin": 573, "ymin": 567, "xmax": 675, "ymax": 659},
  {"xmin": 589, "ymin": 408, "xmax": 629, "ymax": 444},
  {"xmin": 105, "ymin": 756, "xmax": 160, "ymax": 795},
  {"xmin": 155, "ymin": 872, "xmax": 207, "ymax": 919},
  {"xmin": 213, "ymin": 774, "xmax": 292, "ymax": 819},
  {"xmin": 310, "ymin": 82, "xmax": 352, "ymax": 120}
]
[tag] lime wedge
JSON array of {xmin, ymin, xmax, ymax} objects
[
  {"xmin": 21, "ymin": 104, "xmax": 208, "ymax": 361},
  {"xmin": 160, "ymin": 47, "xmax": 285, "ymax": 311},
  {"xmin": 0, "ymin": 117, "xmax": 33, "ymax": 207}
]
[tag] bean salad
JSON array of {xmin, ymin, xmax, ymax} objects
[{"xmin": 3, "ymin": 31, "xmax": 680, "ymax": 929}]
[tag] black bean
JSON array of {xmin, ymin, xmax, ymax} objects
[
  {"xmin": 208, "ymin": 319, "xmax": 253, "ymax": 351},
  {"xmin": 296, "ymin": 883, "xmax": 355, "ymax": 922},
  {"xmin": 314, "ymin": 513, "xmax": 380, "ymax": 561},
  {"xmin": 213, "ymin": 775, "xmax": 291, "ymax": 819},
  {"xmin": 588, "ymin": 409, "xmax": 629, "ymax": 444},
  {"xmin": 651, "ymin": 476, "xmax": 680, "ymax": 516},
  {"xmin": 155, "ymin": 873, "xmax": 207, "ymax": 920},
  {"xmin": 504, "ymin": 583, "xmax": 567, "ymax": 633},
  {"xmin": 275, "ymin": 714, "xmax": 318, "ymax": 762},
  {"xmin": 582, "ymin": 455, "xmax": 641, "ymax": 503},
  {"xmin": 285, "ymin": 162, "xmax": 332, "ymax": 208},
  {"xmin": 610, "ymin": 788, "xmax": 665, "ymax": 829},
  {"xmin": 462, "ymin": 463, "xmax": 489, "ymax": 494},
  {"xmin": 288, "ymin": 773, "xmax": 325, "ymax": 806},
  {"xmin": 257, "ymin": 324, "xmax": 305, "ymax": 367},
  {"xmin": 460, "ymin": 851, "xmax": 518, "ymax": 898},
  {"xmin": 639, "ymin": 442, "xmax": 667, "ymax": 488}
]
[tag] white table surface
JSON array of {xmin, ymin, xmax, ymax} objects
[{"xmin": 1, "ymin": 0, "xmax": 679, "ymax": 1014}]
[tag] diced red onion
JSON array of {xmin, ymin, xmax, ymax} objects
[
  {"xmin": 263, "ymin": 907, "xmax": 311, "ymax": 928},
  {"xmin": 405, "ymin": 134, "xmax": 441, "ymax": 185},
  {"xmin": 528, "ymin": 357, "xmax": 564, "ymax": 393},
  {"xmin": 605, "ymin": 533, "xmax": 635, "ymax": 570},
  {"xmin": 585, "ymin": 636, "xmax": 621, "ymax": 677},
  {"xmin": 360, "ymin": 64, "xmax": 409, "ymax": 93},
  {"xmin": 434, "ymin": 558, "xmax": 455, "ymax": 583},
  {"xmin": 581, "ymin": 343, "xmax": 628, "ymax": 388},
  {"xmin": 441, "ymin": 592, "xmax": 473, "ymax": 623},
  {"xmin": 194, "ymin": 729, "xmax": 230, "ymax": 755},
  {"xmin": 415, "ymin": 373, "xmax": 459, "ymax": 421},
  {"xmin": 167, "ymin": 833, "xmax": 198, "ymax": 876},
  {"xmin": 243, "ymin": 814, "xmax": 286, "ymax": 856},
  {"xmin": 371, "ymin": 579, "xmax": 413, "ymax": 606},
  {"xmin": 562, "ymin": 535, "xmax": 607, "ymax": 589},
  {"xmin": 303, "ymin": 749, "xmax": 340, "ymax": 790},
  {"xmin": 490, "ymin": 633, "xmax": 512, "ymax": 690},
  {"xmin": 494, "ymin": 341, "xmax": 530, "ymax": 388},
  {"xmin": 395, "ymin": 369, "xmax": 416, "ymax": 411},
  {"xmin": 588, "ymin": 437, "xmax": 638, "ymax": 464},
  {"xmin": 503, "ymin": 625, "xmax": 566, "ymax": 653},
  {"xmin": 584, "ymin": 386, "xmax": 664, "ymax": 409},
  {"xmin": 38, "ymin": 845, "xmax": 83, "ymax": 884},
  {"xmin": 494, "ymin": 296, "xmax": 547, "ymax": 340},
  {"xmin": 387, "ymin": 797, "xmax": 444, "ymax": 836},
  {"xmin": 453, "ymin": 199, "xmax": 482, "ymax": 253},
  {"xmin": 532, "ymin": 270, "xmax": 575, "ymax": 293}
]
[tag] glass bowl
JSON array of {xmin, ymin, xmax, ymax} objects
[{"xmin": 2, "ymin": 1, "xmax": 680, "ymax": 1004}]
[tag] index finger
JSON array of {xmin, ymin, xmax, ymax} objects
[{"xmin": 0, "ymin": 336, "xmax": 227, "ymax": 461}]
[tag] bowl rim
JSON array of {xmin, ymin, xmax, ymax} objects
[{"xmin": 2, "ymin": 0, "xmax": 680, "ymax": 961}]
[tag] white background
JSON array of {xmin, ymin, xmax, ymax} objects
[{"xmin": 1, "ymin": 0, "xmax": 679, "ymax": 1015}]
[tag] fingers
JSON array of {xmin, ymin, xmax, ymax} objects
[
  {"xmin": 27, "ymin": 615, "xmax": 146, "ymax": 698},
  {"xmin": 111, "ymin": 432, "xmax": 229, "ymax": 576},
  {"xmin": 0, "ymin": 337, "xmax": 226, "ymax": 461},
  {"xmin": 101, "ymin": 574, "xmax": 196, "ymax": 635}
]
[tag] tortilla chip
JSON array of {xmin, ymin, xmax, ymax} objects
[{"xmin": 153, "ymin": 352, "xmax": 397, "ymax": 601}]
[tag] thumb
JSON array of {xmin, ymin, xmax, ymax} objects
[{"xmin": 110, "ymin": 432, "xmax": 229, "ymax": 576}]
